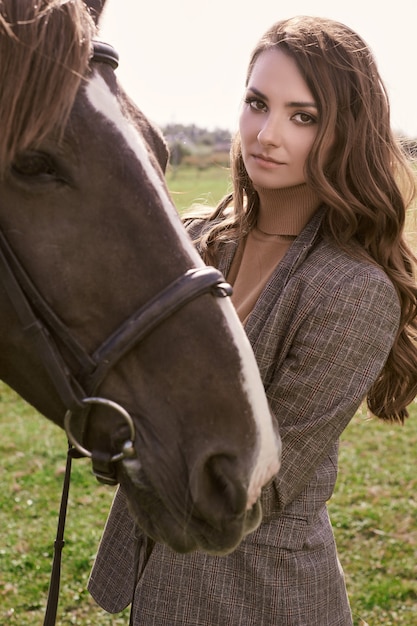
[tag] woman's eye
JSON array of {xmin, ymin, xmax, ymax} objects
[
  {"xmin": 244, "ymin": 97, "xmax": 267, "ymax": 113},
  {"xmin": 293, "ymin": 112, "xmax": 316, "ymax": 125},
  {"xmin": 11, "ymin": 152, "xmax": 58, "ymax": 178}
]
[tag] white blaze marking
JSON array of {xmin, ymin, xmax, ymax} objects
[
  {"xmin": 218, "ymin": 298, "xmax": 282, "ymax": 507},
  {"xmin": 85, "ymin": 72, "xmax": 203, "ymax": 267},
  {"xmin": 86, "ymin": 73, "xmax": 281, "ymax": 500}
]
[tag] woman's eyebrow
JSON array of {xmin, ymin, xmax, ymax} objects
[
  {"xmin": 287, "ymin": 100, "xmax": 317, "ymax": 109},
  {"xmin": 246, "ymin": 86, "xmax": 268, "ymax": 100},
  {"xmin": 246, "ymin": 86, "xmax": 317, "ymax": 109}
]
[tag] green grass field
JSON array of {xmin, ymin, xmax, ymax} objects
[
  {"xmin": 1, "ymin": 165, "xmax": 417, "ymax": 625},
  {"xmin": 166, "ymin": 163, "xmax": 232, "ymax": 213}
]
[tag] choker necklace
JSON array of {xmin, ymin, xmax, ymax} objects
[{"xmin": 254, "ymin": 225, "xmax": 297, "ymax": 240}]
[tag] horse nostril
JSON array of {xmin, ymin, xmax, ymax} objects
[{"xmin": 190, "ymin": 454, "xmax": 248, "ymax": 525}]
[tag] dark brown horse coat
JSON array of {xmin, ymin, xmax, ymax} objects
[{"xmin": 89, "ymin": 208, "xmax": 400, "ymax": 625}]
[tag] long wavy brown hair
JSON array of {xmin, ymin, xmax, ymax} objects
[
  {"xmin": 188, "ymin": 16, "xmax": 417, "ymax": 423},
  {"xmin": 0, "ymin": 0, "xmax": 95, "ymax": 174}
]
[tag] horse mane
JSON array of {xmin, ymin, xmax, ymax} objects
[{"xmin": 0, "ymin": 0, "xmax": 96, "ymax": 174}]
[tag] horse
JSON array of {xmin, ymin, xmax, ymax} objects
[{"xmin": 0, "ymin": 0, "xmax": 281, "ymax": 559}]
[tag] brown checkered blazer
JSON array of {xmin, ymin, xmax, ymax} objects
[{"xmin": 89, "ymin": 208, "xmax": 400, "ymax": 625}]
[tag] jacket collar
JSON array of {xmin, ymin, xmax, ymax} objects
[
  {"xmin": 216, "ymin": 205, "xmax": 325, "ymax": 284},
  {"xmin": 186, "ymin": 205, "xmax": 325, "ymax": 342},
  {"xmin": 236, "ymin": 206, "xmax": 325, "ymax": 342}
]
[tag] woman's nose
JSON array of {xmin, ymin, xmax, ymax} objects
[{"xmin": 257, "ymin": 115, "xmax": 282, "ymax": 147}]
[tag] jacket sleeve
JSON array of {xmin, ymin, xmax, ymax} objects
[{"xmin": 261, "ymin": 267, "xmax": 401, "ymax": 514}]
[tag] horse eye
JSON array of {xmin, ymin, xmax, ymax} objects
[{"xmin": 11, "ymin": 152, "xmax": 57, "ymax": 178}]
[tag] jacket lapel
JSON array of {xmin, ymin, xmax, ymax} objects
[
  {"xmin": 244, "ymin": 208, "xmax": 325, "ymax": 344},
  {"xmin": 185, "ymin": 207, "xmax": 325, "ymax": 350}
]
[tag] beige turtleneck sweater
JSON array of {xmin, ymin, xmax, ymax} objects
[{"xmin": 228, "ymin": 184, "xmax": 321, "ymax": 323}]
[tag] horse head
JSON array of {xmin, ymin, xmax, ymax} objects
[{"xmin": 0, "ymin": 0, "xmax": 281, "ymax": 555}]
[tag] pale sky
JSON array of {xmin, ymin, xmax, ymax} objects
[{"xmin": 99, "ymin": 0, "xmax": 417, "ymax": 138}]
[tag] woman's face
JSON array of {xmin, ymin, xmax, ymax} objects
[{"xmin": 239, "ymin": 48, "xmax": 320, "ymax": 189}]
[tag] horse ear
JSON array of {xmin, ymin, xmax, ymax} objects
[{"xmin": 84, "ymin": 0, "xmax": 107, "ymax": 25}]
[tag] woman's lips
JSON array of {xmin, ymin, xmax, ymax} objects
[{"xmin": 252, "ymin": 153, "xmax": 284, "ymax": 168}]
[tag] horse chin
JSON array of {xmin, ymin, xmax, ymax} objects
[{"xmin": 118, "ymin": 461, "xmax": 263, "ymax": 556}]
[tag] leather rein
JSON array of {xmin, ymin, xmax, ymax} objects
[{"xmin": 0, "ymin": 40, "xmax": 232, "ymax": 625}]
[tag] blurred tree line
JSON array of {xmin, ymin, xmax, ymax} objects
[
  {"xmin": 162, "ymin": 124, "xmax": 417, "ymax": 168},
  {"xmin": 162, "ymin": 124, "xmax": 232, "ymax": 169}
]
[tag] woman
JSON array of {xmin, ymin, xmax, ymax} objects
[{"xmin": 89, "ymin": 16, "xmax": 417, "ymax": 625}]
